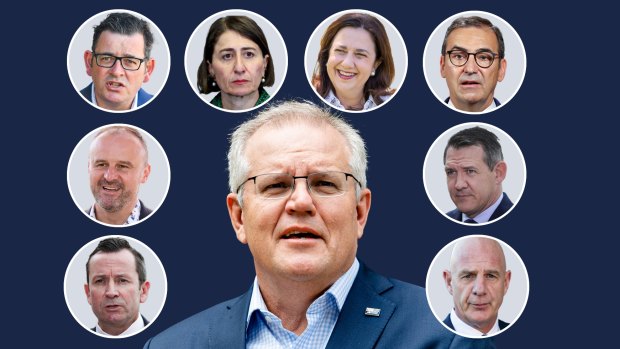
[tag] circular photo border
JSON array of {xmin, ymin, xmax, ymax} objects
[
  {"xmin": 67, "ymin": 9, "xmax": 171, "ymax": 113},
  {"xmin": 184, "ymin": 9, "xmax": 288, "ymax": 114},
  {"xmin": 67, "ymin": 123, "xmax": 171, "ymax": 228},
  {"xmin": 423, "ymin": 122, "xmax": 526, "ymax": 225},
  {"xmin": 304, "ymin": 9, "xmax": 408, "ymax": 113},
  {"xmin": 64, "ymin": 235, "xmax": 168, "ymax": 339},
  {"xmin": 423, "ymin": 10, "xmax": 526, "ymax": 115},
  {"xmin": 426, "ymin": 234, "xmax": 529, "ymax": 338}
]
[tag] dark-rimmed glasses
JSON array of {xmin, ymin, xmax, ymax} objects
[
  {"xmin": 446, "ymin": 50, "xmax": 498, "ymax": 68},
  {"xmin": 236, "ymin": 171, "xmax": 361, "ymax": 199},
  {"xmin": 92, "ymin": 53, "xmax": 146, "ymax": 71}
]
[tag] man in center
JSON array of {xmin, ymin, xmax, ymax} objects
[{"xmin": 145, "ymin": 101, "xmax": 494, "ymax": 348}]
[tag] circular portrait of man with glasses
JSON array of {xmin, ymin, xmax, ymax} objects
[
  {"xmin": 423, "ymin": 11, "xmax": 526, "ymax": 115},
  {"xmin": 67, "ymin": 9, "xmax": 170, "ymax": 113}
]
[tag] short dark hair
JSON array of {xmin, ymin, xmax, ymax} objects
[
  {"xmin": 197, "ymin": 16, "xmax": 275, "ymax": 94},
  {"xmin": 312, "ymin": 13, "xmax": 395, "ymax": 106},
  {"xmin": 443, "ymin": 126, "xmax": 504, "ymax": 170},
  {"xmin": 92, "ymin": 12, "xmax": 154, "ymax": 59},
  {"xmin": 86, "ymin": 237, "xmax": 147, "ymax": 286},
  {"xmin": 441, "ymin": 16, "xmax": 505, "ymax": 59}
]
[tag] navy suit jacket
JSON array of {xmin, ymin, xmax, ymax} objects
[
  {"xmin": 444, "ymin": 314, "xmax": 509, "ymax": 332},
  {"xmin": 145, "ymin": 263, "xmax": 494, "ymax": 348},
  {"xmin": 80, "ymin": 83, "xmax": 153, "ymax": 108},
  {"xmin": 447, "ymin": 193, "xmax": 513, "ymax": 223}
]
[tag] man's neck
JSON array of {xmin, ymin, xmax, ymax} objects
[{"xmin": 255, "ymin": 264, "xmax": 351, "ymax": 335}]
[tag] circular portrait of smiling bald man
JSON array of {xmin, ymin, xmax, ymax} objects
[
  {"xmin": 426, "ymin": 235, "xmax": 529, "ymax": 338},
  {"xmin": 423, "ymin": 11, "xmax": 526, "ymax": 114},
  {"xmin": 67, "ymin": 123, "xmax": 170, "ymax": 227}
]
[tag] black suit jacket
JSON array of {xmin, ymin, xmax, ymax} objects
[
  {"xmin": 444, "ymin": 314, "xmax": 509, "ymax": 333},
  {"xmin": 145, "ymin": 263, "xmax": 495, "ymax": 348},
  {"xmin": 84, "ymin": 200, "xmax": 153, "ymax": 222},
  {"xmin": 446, "ymin": 193, "xmax": 513, "ymax": 223}
]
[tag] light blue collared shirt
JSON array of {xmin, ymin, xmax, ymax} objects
[
  {"xmin": 463, "ymin": 193, "xmax": 504, "ymax": 223},
  {"xmin": 246, "ymin": 258, "xmax": 360, "ymax": 349}
]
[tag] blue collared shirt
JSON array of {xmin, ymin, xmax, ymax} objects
[
  {"xmin": 246, "ymin": 258, "xmax": 360, "ymax": 349},
  {"xmin": 463, "ymin": 193, "xmax": 504, "ymax": 223}
]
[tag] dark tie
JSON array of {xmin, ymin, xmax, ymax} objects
[{"xmin": 465, "ymin": 218, "xmax": 478, "ymax": 224}]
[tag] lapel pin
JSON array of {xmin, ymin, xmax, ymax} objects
[{"xmin": 364, "ymin": 307, "xmax": 381, "ymax": 317}]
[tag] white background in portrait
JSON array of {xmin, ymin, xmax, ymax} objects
[
  {"xmin": 185, "ymin": 9, "xmax": 288, "ymax": 112},
  {"xmin": 422, "ymin": 10, "xmax": 526, "ymax": 113},
  {"xmin": 64, "ymin": 235, "xmax": 167, "ymax": 338},
  {"xmin": 423, "ymin": 122, "xmax": 526, "ymax": 223},
  {"xmin": 67, "ymin": 9, "xmax": 171, "ymax": 111},
  {"xmin": 304, "ymin": 9, "xmax": 408, "ymax": 112},
  {"xmin": 66, "ymin": 123, "xmax": 171, "ymax": 227},
  {"xmin": 426, "ymin": 235, "xmax": 529, "ymax": 335}
]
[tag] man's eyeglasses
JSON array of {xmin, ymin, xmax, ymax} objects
[
  {"xmin": 236, "ymin": 171, "xmax": 361, "ymax": 199},
  {"xmin": 446, "ymin": 50, "xmax": 498, "ymax": 68},
  {"xmin": 92, "ymin": 53, "xmax": 146, "ymax": 71}
]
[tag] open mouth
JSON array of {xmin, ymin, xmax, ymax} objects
[
  {"xmin": 281, "ymin": 231, "xmax": 320, "ymax": 240},
  {"xmin": 106, "ymin": 81, "xmax": 125, "ymax": 89},
  {"xmin": 337, "ymin": 70, "xmax": 357, "ymax": 80},
  {"xmin": 102, "ymin": 186, "xmax": 120, "ymax": 192}
]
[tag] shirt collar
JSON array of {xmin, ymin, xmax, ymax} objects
[
  {"xmin": 325, "ymin": 90, "xmax": 379, "ymax": 111},
  {"xmin": 89, "ymin": 200, "xmax": 142, "ymax": 225},
  {"xmin": 91, "ymin": 83, "xmax": 138, "ymax": 110},
  {"xmin": 95, "ymin": 314, "xmax": 145, "ymax": 336},
  {"xmin": 463, "ymin": 193, "xmax": 504, "ymax": 223},
  {"xmin": 246, "ymin": 258, "xmax": 360, "ymax": 328},
  {"xmin": 447, "ymin": 97, "xmax": 498, "ymax": 113},
  {"xmin": 450, "ymin": 308, "xmax": 500, "ymax": 336}
]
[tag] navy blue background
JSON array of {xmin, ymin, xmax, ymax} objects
[{"xmin": 3, "ymin": 0, "xmax": 613, "ymax": 347}]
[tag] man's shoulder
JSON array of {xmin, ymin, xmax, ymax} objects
[
  {"xmin": 137, "ymin": 88, "xmax": 154, "ymax": 105},
  {"xmin": 446, "ymin": 208, "xmax": 461, "ymax": 219},
  {"xmin": 80, "ymin": 84, "xmax": 92, "ymax": 100},
  {"xmin": 144, "ymin": 291, "xmax": 249, "ymax": 348}
]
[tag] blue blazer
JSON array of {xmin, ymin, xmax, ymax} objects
[
  {"xmin": 80, "ymin": 83, "xmax": 153, "ymax": 108},
  {"xmin": 447, "ymin": 193, "xmax": 513, "ymax": 223},
  {"xmin": 144, "ymin": 263, "xmax": 495, "ymax": 348},
  {"xmin": 444, "ymin": 314, "xmax": 509, "ymax": 332}
]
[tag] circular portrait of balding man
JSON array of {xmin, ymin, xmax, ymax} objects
[
  {"xmin": 423, "ymin": 122, "xmax": 526, "ymax": 225},
  {"xmin": 67, "ymin": 124, "xmax": 171, "ymax": 227},
  {"xmin": 426, "ymin": 235, "xmax": 529, "ymax": 338},
  {"xmin": 64, "ymin": 235, "xmax": 167, "ymax": 338}
]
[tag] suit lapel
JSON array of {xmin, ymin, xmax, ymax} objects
[
  {"xmin": 326, "ymin": 264, "xmax": 396, "ymax": 349},
  {"xmin": 208, "ymin": 287, "xmax": 252, "ymax": 348}
]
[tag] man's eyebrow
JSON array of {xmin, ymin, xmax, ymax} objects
[{"xmin": 449, "ymin": 45, "xmax": 494, "ymax": 53}]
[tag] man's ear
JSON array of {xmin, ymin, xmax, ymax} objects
[
  {"xmin": 143, "ymin": 58, "xmax": 156, "ymax": 83},
  {"xmin": 227, "ymin": 193, "xmax": 247, "ymax": 244},
  {"xmin": 84, "ymin": 51, "xmax": 94, "ymax": 77},
  {"xmin": 356, "ymin": 188, "xmax": 371, "ymax": 239},
  {"xmin": 443, "ymin": 270, "xmax": 454, "ymax": 295}
]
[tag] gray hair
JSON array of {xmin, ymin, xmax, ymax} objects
[
  {"xmin": 228, "ymin": 100, "xmax": 367, "ymax": 206},
  {"xmin": 443, "ymin": 126, "xmax": 503, "ymax": 171},
  {"xmin": 92, "ymin": 125, "xmax": 149, "ymax": 165}
]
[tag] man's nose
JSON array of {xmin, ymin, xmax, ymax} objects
[
  {"xmin": 455, "ymin": 172, "xmax": 468, "ymax": 190},
  {"xmin": 472, "ymin": 275, "xmax": 487, "ymax": 296},
  {"xmin": 285, "ymin": 179, "xmax": 317, "ymax": 216},
  {"xmin": 104, "ymin": 167, "xmax": 119, "ymax": 181},
  {"xmin": 108, "ymin": 58, "xmax": 125, "ymax": 75},
  {"xmin": 105, "ymin": 281, "xmax": 119, "ymax": 297},
  {"xmin": 463, "ymin": 54, "xmax": 479, "ymax": 73}
]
